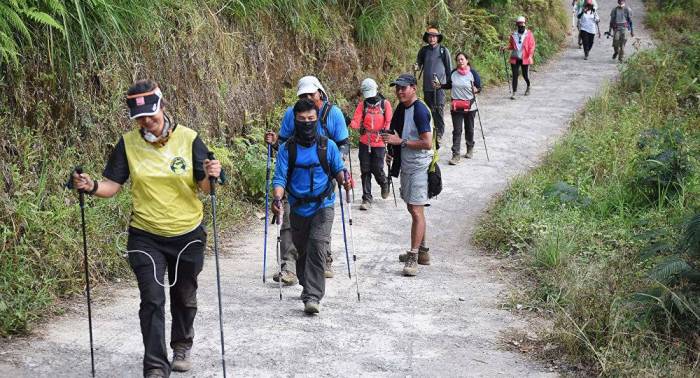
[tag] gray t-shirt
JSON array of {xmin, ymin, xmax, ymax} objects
[
  {"xmin": 421, "ymin": 45, "xmax": 448, "ymax": 90},
  {"xmin": 449, "ymin": 69, "xmax": 477, "ymax": 111},
  {"xmin": 611, "ymin": 6, "xmax": 631, "ymax": 28},
  {"xmin": 401, "ymin": 101, "xmax": 434, "ymax": 173}
]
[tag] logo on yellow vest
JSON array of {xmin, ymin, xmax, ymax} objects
[{"xmin": 169, "ymin": 157, "xmax": 188, "ymax": 175}]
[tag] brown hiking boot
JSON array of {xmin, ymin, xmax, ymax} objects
[
  {"xmin": 465, "ymin": 146, "xmax": 473, "ymax": 159},
  {"xmin": 398, "ymin": 247, "xmax": 430, "ymax": 265},
  {"xmin": 524, "ymin": 86, "xmax": 531, "ymax": 96},
  {"xmin": 381, "ymin": 182, "xmax": 390, "ymax": 199},
  {"xmin": 324, "ymin": 254, "xmax": 334, "ymax": 278},
  {"xmin": 304, "ymin": 300, "xmax": 320, "ymax": 314},
  {"xmin": 448, "ymin": 154, "xmax": 460, "ymax": 165},
  {"xmin": 272, "ymin": 269, "xmax": 298, "ymax": 286},
  {"xmin": 402, "ymin": 252, "xmax": 418, "ymax": 276},
  {"xmin": 171, "ymin": 345, "xmax": 191, "ymax": 372},
  {"xmin": 360, "ymin": 200, "xmax": 371, "ymax": 210}
]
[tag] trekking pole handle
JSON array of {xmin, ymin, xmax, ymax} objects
[
  {"xmin": 66, "ymin": 166, "xmax": 83, "ymax": 190},
  {"xmin": 207, "ymin": 152, "xmax": 217, "ymax": 196}
]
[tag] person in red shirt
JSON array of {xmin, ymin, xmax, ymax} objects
[{"xmin": 349, "ymin": 78, "xmax": 393, "ymax": 210}]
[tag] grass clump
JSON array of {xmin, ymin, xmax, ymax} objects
[{"xmin": 474, "ymin": 1, "xmax": 700, "ymax": 375}]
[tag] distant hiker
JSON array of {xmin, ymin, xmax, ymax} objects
[
  {"xmin": 578, "ymin": 0, "xmax": 601, "ymax": 60},
  {"xmin": 381, "ymin": 74, "xmax": 434, "ymax": 276},
  {"xmin": 609, "ymin": 0, "xmax": 633, "ymax": 63},
  {"xmin": 434, "ymin": 52, "xmax": 482, "ymax": 164},
  {"xmin": 271, "ymin": 98, "xmax": 351, "ymax": 314},
  {"xmin": 71, "ymin": 80, "xmax": 221, "ymax": 378},
  {"xmin": 348, "ymin": 78, "xmax": 393, "ymax": 210},
  {"xmin": 504, "ymin": 16, "xmax": 536, "ymax": 99},
  {"xmin": 265, "ymin": 76, "xmax": 349, "ymax": 283},
  {"xmin": 415, "ymin": 26, "xmax": 451, "ymax": 141},
  {"xmin": 572, "ymin": 0, "xmax": 599, "ymax": 48}
]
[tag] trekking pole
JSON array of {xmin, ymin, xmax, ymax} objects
[
  {"xmin": 337, "ymin": 178, "xmax": 352, "ymax": 279},
  {"xmin": 347, "ymin": 147, "xmax": 356, "ymax": 203},
  {"xmin": 263, "ymin": 143, "xmax": 271, "ymax": 283},
  {"xmin": 207, "ymin": 152, "xmax": 227, "ymax": 378},
  {"xmin": 67, "ymin": 167, "xmax": 96, "ymax": 378},
  {"xmin": 472, "ymin": 95, "xmax": 490, "ymax": 162},
  {"xmin": 343, "ymin": 170, "xmax": 361, "ymax": 302},
  {"xmin": 272, "ymin": 208, "xmax": 283, "ymax": 300}
]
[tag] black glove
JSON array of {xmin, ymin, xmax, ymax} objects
[{"xmin": 359, "ymin": 127, "xmax": 366, "ymax": 135}]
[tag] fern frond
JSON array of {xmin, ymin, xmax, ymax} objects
[
  {"xmin": 650, "ymin": 256, "xmax": 692, "ymax": 284},
  {"xmin": 681, "ymin": 213, "xmax": 700, "ymax": 256},
  {"xmin": 41, "ymin": 0, "xmax": 66, "ymax": 15},
  {"xmin": 0, "ymin": 29, "xmax": 20, "ymax": 66},
  {"xmin": 0, "ymin": 2, "xmax": 31, "ymax": 42},
  {"xmin": 23, "ymin": 8, "xmax": 63, "ymax": 31}
]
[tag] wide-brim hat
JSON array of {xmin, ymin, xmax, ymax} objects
[
  {"xmin": 126, "ymin": 87, "xmax": 163, "ymax": 119},
  {"xmin": 422, "ymin": 27, "xmax": 443, "ymax": 43}
]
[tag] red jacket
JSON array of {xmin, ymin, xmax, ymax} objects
[
  {"xmin": 508, "ymin": 30, "xmax": 536, "ymax": 65},
  {"xmin": 349, "ymin": 98, "xmax": 393, "ymax": 147}
]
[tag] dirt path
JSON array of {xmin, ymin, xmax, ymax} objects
[{"xmin": 0, "ymin": 1, "xmax": 652, "ymax": 376}]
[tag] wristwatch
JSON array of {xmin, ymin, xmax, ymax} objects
[{"xmin": 400, "ymin": 139, "xmax": 408, "ymax": 148}]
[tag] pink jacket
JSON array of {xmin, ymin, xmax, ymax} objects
[
  {"xmin": 349, "ymin": 99, "xmax": 393, "ymax": 147},
  {"xmin": 508, "ymin": 30, "xmax": 536, "ymax": 65}
]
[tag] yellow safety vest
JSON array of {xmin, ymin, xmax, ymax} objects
[{"xmin": 123, "ymin": 125, "xmax": 203, "ymax": 237}]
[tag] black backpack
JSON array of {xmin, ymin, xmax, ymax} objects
[{"xmin": 285, "ymin": 136, "xmax": 334, "ymax": 207}]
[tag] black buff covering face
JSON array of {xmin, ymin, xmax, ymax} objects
[
  {"xmin": 518, "ymin": 25, "xmax": 525, "ymax": 33},
  {"xmin": 294, "ymin": 120, "xmax": 317, "ymax": 147}
]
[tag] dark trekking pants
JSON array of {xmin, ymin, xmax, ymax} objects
[
  {"xmin": 358, "ymin": 143, "xmax": 388, "ymax": 202},
  {"xmin": 451, "ymin": 110, "xmax": 476, "ymax": 155},
  {"xmin": 424, "ymin": 89, "xmax": 446, "ymax": 138},
  {"xmin": 127, "ymin": 225, "xmax": 206, "ymax": 377},
  {"xmin": 580, "ymin": 30, "xmax": 595, "ymax": 56},
  {"xmin": 279, "ymin": 197, "xmax": 299, "ymax": 273},
  {"xmin": 613, "ymin": 28, "xmax": 627, "ymax": 60},
  {"xmin": 290, "ymin": 207, "xmax": 334, "ymax": 303},
  {"xmin": 511, "ymin": 59, "xmax": 530, "ymax": 93}
]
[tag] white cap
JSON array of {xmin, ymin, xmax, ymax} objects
[
  {"xmin": 296, "ymin": 76, "xmax": 327, "ymax": 98},
  {"xmin": 516, "ymin": 16, "xmax": 526, "ymax": 24},
  {"xmin": 360, "ymin": 78, "xmax": 378, "ymax": 99}
]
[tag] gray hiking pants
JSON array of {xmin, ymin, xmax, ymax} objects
[
  {"xmin": 279, "ymin": 198, "xmax": 298, "ymax": 273},
  {"xmin": 290, "ymin": 207, "xmax": 334, "ymax": 303},
  {"xmin": 613, "ymin": 28, "xmax": 627, "ymax": 59}
]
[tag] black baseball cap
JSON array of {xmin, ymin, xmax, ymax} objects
[{"xmin": 389, "ymin": 73, "xmax": 417, "ymax": 87}]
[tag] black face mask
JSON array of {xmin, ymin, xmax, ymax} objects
[
  {"xmin": 517, "ymin": 25, "xmax": 525, "ymax": 33},
  {"xmin": 294, "ymin": 120, "xmax": 317, "ymax": 147}
]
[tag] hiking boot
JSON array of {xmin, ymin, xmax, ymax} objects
[
  {"xmin": 272, "ymin": 269, "xmax": 298, "ymax": 286},
  {"xmin": 171, "ymin": 345, "xmax": 191, "ymax": 372},
  {"xmin": 324, "ymin": 254, "xmax": 334, "ymax": 278},
  {"xmin": 612, "ymin": 51, "xmax": 618, "ymax": 60},
  {"xmin": 448, "ymin": 154, "xmax": 460, "ymax": 165},
  {"xmin": 524, "ymin": 86, "xmax": 531, "ymax": 96},
  {"xmin": 360, "ymin": 200, "xmax": 371, "ymax": 210},
  {"xmin": 304, "ymin": 300, "xmax": 320, "ymax": 314},
  {"xmin": 584, "ymin": 53, "xmax": 588, "ymax": 60},
  {"xmin": 510, "ymin": 94, "xmax": 516, "ymax": 100},
  {"xmin": 381, "ymin": 182, "xmax": 390, "ymax": 199},
  {"xmin": 402, "ymin": 252, "xmax": 418, "ymax": 276},
  {"xmin": 465, "ymin": 146, "xmax": 474, "ymax": 159},
  {"xmin": 398, "ymin": 247, "xmax": 431, "ymax": 265},
  {"xmin": 145, "ymin": 369, "xmax": 166, "ymax": 378}
]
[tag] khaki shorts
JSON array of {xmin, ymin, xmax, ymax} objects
[{"xmin": 400, "ymin": 168, "xmax": 429, "ymax": 206}]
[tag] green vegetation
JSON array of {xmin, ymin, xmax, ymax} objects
[
  {"xmin": 0, "ymin": 1, "xmax": 566, "ymax": 336},
  {"xmin": 475, "ymin": 0, "xmax": 700, "ymax": 375}
]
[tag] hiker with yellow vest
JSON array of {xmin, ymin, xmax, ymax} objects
[{"xmin": 71, "ymin": 80, "xmax": 221, "ymax": 378}]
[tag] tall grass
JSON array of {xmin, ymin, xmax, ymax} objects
[{"xmin": 474, "ymin": 1, "xmax": 700, "ymax": 374}]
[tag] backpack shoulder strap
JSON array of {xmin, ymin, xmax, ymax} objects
[
  {"xmin": 320, "ymin": 102, "xmax": 332, "ymax": 137},
  {"xmin": 286, "ymin": 138, "xmax": 297, "ymax": 186},
  {"xmin": 316, "ymin": 136, "xmax": 330, "ymax": 176}
]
